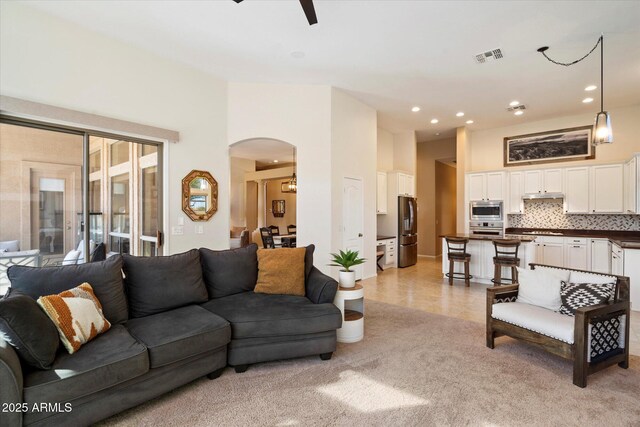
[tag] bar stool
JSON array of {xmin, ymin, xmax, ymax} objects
[
  {"xmin": 492, "ymin": 239, "xmax": 521, "ymax": 285},
  {"xmin": 445, "ymin": 237, "xmax": 472, "ymax": 287}
]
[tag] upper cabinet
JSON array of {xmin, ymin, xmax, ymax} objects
[
  {"xmin": 376, "ymin": 172, "xmax": 388, "ymax": 214},
  {"xmin": 468, "ymin": 172, "xmax": 504, "ymax": 201},
  {"xmin": 507, "ymin": 172, "xmax": 524, "ymax": 214},
  {"xmin": 564, "ymin": 167, "xmax": 590, "ymax": 214},
  {"xmin": 624, "ymin": 156, "xmax": 638, "ymax": 214},
  {"xmin": 523, "ymin": 168, "xmax": 563, "ymax": 194},
  {"xmin": 397, "ymin": 173, "xmax": 415, "ymax": 197},
  {"xmin": 590, "ymin": 164, "xmax": 624, "ymax": 213}
]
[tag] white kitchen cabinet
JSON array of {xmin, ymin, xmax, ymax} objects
[
  {"xmin": 467, "ymin": 172, "xmax": 504, "ymax": 201},
  {"xmin": 590, "ymin": 238, "xmax": 611, "ymax": 274},
  {"xmin": 624, "ymin": 156, "xmax": 638, "ymax": 214},
  {"xmin": 532, "ymin": 236, "xmax": 564, "ymax": 267},
  {"xmin": 565, "ymin": 242, "xmax": 589, "ymax": 271},
  {"xmin": 376, "ymin": 172, "xmax": 388, "ymax": 214},
  {"xmin": 590, "ymin": 164, "xmax": 624, "ymax": 213},
  {"xmin": 564, "ymin": 167, "xmax": 590, "ymax": 213},
  {"xmin": 611, "ymin": 243, "xmax": 624, "ymax": 276},
  {"xmin": 622, "ymin": 248, "xmax": 640, "ymax": 310},
  {"xmin": 523, "ymin": 169, "xmax": 563, "ymax": 195},
  {"xmin": 508, "ymin": 171, "xmax": 524, "ymax": 214},
  {"xmin": 397, "ymin": 173, "xmax": 415, "ymax": 197}
]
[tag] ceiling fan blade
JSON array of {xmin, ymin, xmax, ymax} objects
[{"xmin": 299, "ymin": 0, "xmax": 318, "ymax": 25}]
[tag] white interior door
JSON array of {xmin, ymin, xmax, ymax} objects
[{"xmin": 343, "ymin": 177, "xmax": 364, "ymax": 280}]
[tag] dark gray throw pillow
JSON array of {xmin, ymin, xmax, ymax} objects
[
  {"xmin": 199, "ymin": 244, "xmax": 258, "ymax": 299},
  {"xmin": 0, "ymin": 289, "xmax": 59, "ymax": 369},
  {"xmin": 123, "ymin": 249, "xmax": 208, "ymax": 318},
  {"xmin": 7, "ymin": 255, "xmax": 128, "ymax": 324},
  {"xmin": 305, "ymin": 244, "xmax": 315, "ymax": 281}
]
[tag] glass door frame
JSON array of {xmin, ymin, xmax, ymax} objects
[{"xmin": 0, "ymin": 115, "xmax": 164, "ymax": 258}]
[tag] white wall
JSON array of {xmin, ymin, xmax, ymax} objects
[
  {"xmin": 0, "ymin": 2, "xmax": 229, "ymax": 254},
  {"xmin": 469, "ymin": 104, "xmax": 640, "ymax": 172},
  {"xmin": 227, "ymin": 83, "xmax": 334, "ymax": 271},
  {"xmin": 393, "ymin": 131, "xmax": 417, "ymax": 175},
  {"xmin": 229, "ymin": 157, "xmax": 255, "ymax": 227},
  {"xmin": 377, "ymin": 127, "xmax": 394, "ymax": 171},
  {"xmin": 331, "ymin": 89, "xmax": 378, "ymax": 280}
]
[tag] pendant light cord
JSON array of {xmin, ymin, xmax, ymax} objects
[
  {"xmin": 538, "ymin": 35, "xmax": 602, "ymax": 67},
  {"xmin": 600, "ymin": 36, "xmax": 604, "ymax": 112}
]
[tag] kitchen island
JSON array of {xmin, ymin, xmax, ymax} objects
[{"xmin": 440, "ymin": 234, "xmax": 536, "ymax": 284}]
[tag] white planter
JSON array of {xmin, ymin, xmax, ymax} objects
[{"xmin": 339, "ymin": 270, "xmax": 356, "ymax": 288}]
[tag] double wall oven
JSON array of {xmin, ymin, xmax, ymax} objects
[{"xmin": 469, "ymin": 201, "xmax": 504, "ymax": 237}]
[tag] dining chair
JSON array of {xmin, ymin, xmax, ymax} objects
[
  {"xmin": 268, "ymin": 225, "xmax": 280, "ymax": 236},
  {"xmin": 259, "ymin": 227, "xmax": 276, "ymax": 249},
  {"xmin": 287, "ymin": 224, "xmax": 296, "ymax": 234}
]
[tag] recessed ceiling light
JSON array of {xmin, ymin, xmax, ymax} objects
[
  {"xmin": 466, "ymin": 120, "xmax": 474, "ymax": 124},
  {"xmin": 582, "ymin": 97, "xmax": 594, "ymax": 103},
  {"xmin": 585, "ymin": 85, "xmax": 597, "ymax": 91},
  {"xmin": 435, "ymin": 133, "xmax": 440, "ymax": 136},
  {"xmin": 411, "ymin": 106, "xmax": 421, "ymax": 112},
  {"xmin": 273, "ymin": 160, "xmax": 279, "ymax": 163},
  {"xmin": 430, "ymin": 118, "xmax": 439, "ymax": 124},
  {"xmin": 514, "ymin": 111, "xmax": 524, "ymax": 116},
  {"xmin": 509, "ymin": 101, "xmax": 519, "ymax": 107},
  {"xmin": 456, "ymin": 112, "xmax": 464, "ymax": 117}
]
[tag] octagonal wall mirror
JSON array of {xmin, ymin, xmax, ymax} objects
[{"xmin": 182, "ymin": 170, "xmax": 218, "ymax": 221}]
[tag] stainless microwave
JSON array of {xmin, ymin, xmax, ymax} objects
[{"xmin": 470, "ymin": 201, "xmax": 503, "ymax": 221}]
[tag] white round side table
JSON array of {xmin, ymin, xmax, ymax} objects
[{"xmin": 333, "ymin": 284, "xmax": 364, "ymax": 343}]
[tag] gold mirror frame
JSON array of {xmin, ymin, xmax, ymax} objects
[{"xmin": 181, "ymin": 170, "xmax": 218, "ymax": 221}]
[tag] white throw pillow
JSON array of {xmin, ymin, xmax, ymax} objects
[
  {"xmin": 516, "ymin": 267, "xmax": 563, "ymax": 311},
  {"xmin": 569, "ymin": 271, "xmax": 617, "ymax": 285},
  {"xmin": 61, "ymin": 249, "xmax": 81, "ymax": 266}
]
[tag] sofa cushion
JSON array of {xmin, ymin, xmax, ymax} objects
[
  {"xmin": 515, "ymin": 267, "xmax": 563, "ymax": 311},
  {"xmin": 0, "ymin": 240, "xmax": 19, "ymax": 252},
  {"xmin": 201, "ymin": 292, "xmax": 342, "ymax": 339},
  {"xmin": 37, "ymin": 283, "xmax": 111, "ymax": 354},
  {"xmin": 126, "ymin": 305, "xmax": 230, "ymax": 368},
  {"xmin": 492, "ymin": 302, "xmax": 575, "ymax": 344},
  {"xmin": 123, "ymin": 250, "xmax": 208, "ymax": 318},
  {"xmin": 199, "ymin": 244, "xmax": 258, "ymax": 299},
  {"xmin": 22, "ymin": 324, "xmax": 148, "ymax": 405},
  {"xmin": 0, "ymin": 288, "xmax": 59, "ymax": 369},
  {"xmin": 255, "ymin": 247, "xmax": 306, "ymax": 296},
  {"xmin": 558, "ymin": 281, "xmax": 616, "ymax": 316},
  {"xmin": 7, "ymin": 255, "xmax": 128, "ymax": 325},
  {"xmin": 304, "ymin": 244, "xmax": 315, "ymax": 281},
  {"xmin": 569, "ymin": 271, "xmax": 617, "ymax": 285}
]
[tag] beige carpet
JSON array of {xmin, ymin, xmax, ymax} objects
[{"xmin": 100, "ymin": 300, "xmax": 640, "ymax": 426}]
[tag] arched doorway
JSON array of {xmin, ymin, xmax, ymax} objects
[{"xmin": 229, "ymin": 138, "xmax": 297, "ymax": 249}]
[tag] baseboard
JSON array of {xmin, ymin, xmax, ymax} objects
[{"xmin": 418, "ymin": 254, "xmax": 437, "ymax": 259}]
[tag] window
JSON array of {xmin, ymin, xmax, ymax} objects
[{"xmin": 0, "ymin": 120, "xmax": 163, "ymax": 295}]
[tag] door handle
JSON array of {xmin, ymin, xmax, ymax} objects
[{"xmin": 358, "ymin": 233, "xmax": 363, "ymax": 237}]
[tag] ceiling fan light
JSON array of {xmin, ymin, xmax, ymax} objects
[{"xmin": 592, "ymin": 111, "xmax": 613, "ymax": 145}]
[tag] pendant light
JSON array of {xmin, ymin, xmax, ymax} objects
[
  {"xmin": 592, "ymin": 36, "xmax": 613, "ymax": 145},
  {"xmin": 537, "ymin": 34, "xmax": 613, "ymax": 146},
  {"xmin": 281, "ymin": 147, "xmax": 297, "ymax": 193}
]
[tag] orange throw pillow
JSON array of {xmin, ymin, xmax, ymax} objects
[
  {"xmin": 37, "ymin": 283, "xmax": 111, "ymax": 354},
  {"xmin": 255, "ymin": 248, "xmax": 306, "ymax": 296}
]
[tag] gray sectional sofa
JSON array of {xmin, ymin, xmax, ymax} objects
[{"xmin": 0, "ymin": 243, "xmax": 341, "ymax": 426}]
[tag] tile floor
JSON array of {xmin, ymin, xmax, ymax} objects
[{"xmin": 362, "ymin": 257, "xmax": 640, "ymax": 356}]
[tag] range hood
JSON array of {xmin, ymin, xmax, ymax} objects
[{"xmin": 522, "ymin": 192, "xmax": 564, "ymax": 200}]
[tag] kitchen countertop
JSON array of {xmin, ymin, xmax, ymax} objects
[
  {"xmin": 440, "ymin": 233, "xmax": 536, "ymax": 242},
  {"xmin": 376, "ymin": 235, "xmax": 395, "ymax": 241},
  {"xmin": 505, "ymin": 228, "xmax": 640, "ymax": 250}
]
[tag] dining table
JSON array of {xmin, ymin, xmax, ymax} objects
[{"xmin": 273, "ymin": 234, "xmax": 296, "ymax": 248}]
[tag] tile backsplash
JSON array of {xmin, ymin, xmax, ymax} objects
[{"xmin": 508, "ymin": 199, "xmax": 640, "ymax": 231}]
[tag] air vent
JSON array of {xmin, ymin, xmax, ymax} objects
[
  {"xmin": 506, "ymin": 104, "xmax": 527, "ymax": 112},
  {"xmin": 474, "ymin": 48, "xmax": 504, "ymax": 64}
]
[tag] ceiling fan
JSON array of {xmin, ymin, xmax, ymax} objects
[{"xmin": 232, "ymin": 0, "xmax": 318, "ymax": 26}]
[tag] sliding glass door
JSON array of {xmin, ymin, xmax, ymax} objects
[{"xmin": 0, "ymin": 119, "xmax": 163, "ymax": 295}]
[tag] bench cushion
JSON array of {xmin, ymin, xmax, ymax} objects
[
  {"xmin": 201, "ymin": 292, "xmax": 342, "ymax": 339},
  {"xmin": 126, "ymin": 305, "xmax": 230, "ymax": 368},
  {"xmin": 492, "ymin": 302, "xmax": 575, "ymax": 344},
  {"xmin": 23, "ymin": 324, "xmax": 148, "ymax": 405}
]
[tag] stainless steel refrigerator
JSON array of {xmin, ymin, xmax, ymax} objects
[{"xmin": 398, "ymin": 196, "xmax": 418, "ymax": 267}]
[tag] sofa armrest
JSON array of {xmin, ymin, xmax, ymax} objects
[
  {"xmin": 306, "ymin": 267, "xmax": 338, "ymax": 304},
  {"xmin": 0, "ymin": 338, "xmax": 23, "ymax": 426},
  {"xmin": 486, "ymin": 285, "xmax": 519, "ymax": 321}
]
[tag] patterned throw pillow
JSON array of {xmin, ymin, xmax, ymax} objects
[
  {"xmin": 37, "ymin": 283, "xmax": 111, "ymax": 354},
  {"xmin": 558, "ymin": 281, "xmax": 615, "ymax": 316}
]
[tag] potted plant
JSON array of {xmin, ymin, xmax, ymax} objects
[{"xmin": 329, "ymin": 250, "xmax": 366, "ymax": 288}]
